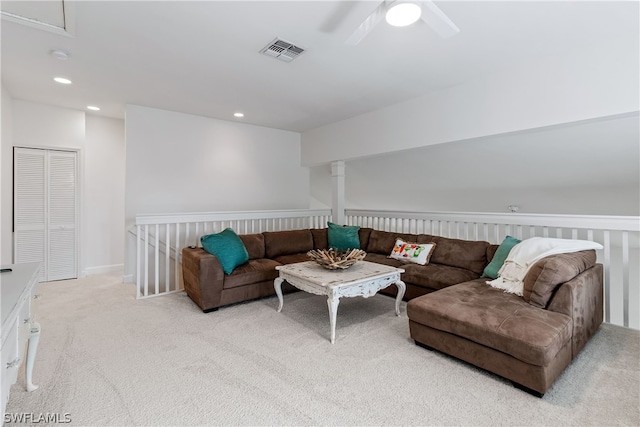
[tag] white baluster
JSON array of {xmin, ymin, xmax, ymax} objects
[
  {"xmin": 136, "ymin": 225, "xmax": 141, "ymax": 299},
  {"xmin": 165, "ymin": 224, "xmax": 170, "ymax": 293},
  {"xmin": 144, "ymin": 225, "xmax": 149, "ymax": 297},
  {"xmin": 155, "ymin": 224, "xmax": 159, "ymax": 295},
  {"xmin": 622, "ymin": 231, "xmax": 629, "ymax": 327},
  {"xmin": 175, "ymin": 223, "xmax": 180, "ymax": 290},
  {"xmin": 603, "ymin": 230, "xmax": 611, "ymax": 323}
]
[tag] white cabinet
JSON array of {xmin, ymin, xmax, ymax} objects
[{"xmin": 1, "ymin": 263, "xmax": 41, "ymax": 422}]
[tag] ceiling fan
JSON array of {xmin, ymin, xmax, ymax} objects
[{"xmin": 345, "ymin": 0, "xmax": 459, "ymax": 46}]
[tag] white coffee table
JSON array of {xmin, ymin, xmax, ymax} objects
[{"xmin": 274, "ymin": 260, "xmax": 406, "ymax": 343}]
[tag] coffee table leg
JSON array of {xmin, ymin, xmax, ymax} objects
[
  {"xmin": 395, "ymin": 280, "xmax": 406, "ymax": 316},
  {"xmin": 327, "ymin": 294, "xmax": 340, "ymax": 344},
  {"xmin": 274, "ymin": 277, "xmax": 284, "ymax": 312}
]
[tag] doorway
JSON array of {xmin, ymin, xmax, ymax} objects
[{"xmin": 13, "ymin": 147, "xmax": 79, "ymax": 281}]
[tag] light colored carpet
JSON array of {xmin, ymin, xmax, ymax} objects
[{"xmin": 5, "ymin": 274, "xmax": 640, "ymax": 426}]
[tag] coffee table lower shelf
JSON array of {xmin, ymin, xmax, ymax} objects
[{"xmin": 274, "ymin": 261, "xmax": 406, "ymax": 343}]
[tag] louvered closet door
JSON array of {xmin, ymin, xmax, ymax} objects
[
  {"xmin": 14, "ymin": 148, "xmax": 78, "ymax": 281},
  {"xmin": 14, "ymin": 148, "xmax": 47, "ymax": 281},
  {"xmin": 47, "ymin": 151, "xmax": 78, "ymax": 281}
]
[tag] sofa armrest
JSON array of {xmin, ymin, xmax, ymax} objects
[
  {"xmin": 547, "ymin": 263, "xmax": 603, "ymax": 358},
  {"xmin": 181, "ymin": 247, "xmax": 225, "ymax": 312}
]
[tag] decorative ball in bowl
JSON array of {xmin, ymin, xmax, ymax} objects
[{"xmin": 307, "ymin": 248, "xmax": 366, "ymax": 270}]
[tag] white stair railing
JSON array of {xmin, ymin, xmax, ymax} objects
[
  {"xmin": 346, "ymin": 209, "xmax": 640, "ymax": 330},
  {"xmin": 134, "ymin": 209, "xmax": 332, "ymax": 299}
]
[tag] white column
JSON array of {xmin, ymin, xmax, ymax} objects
[{"xmin": 331, "ymin": 160, "xmax": 345, "ymax": 224}]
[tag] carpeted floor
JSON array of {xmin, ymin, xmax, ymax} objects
[{"xmin": 5, "ymin": 274, "xmax": 640, "ymax": 426}]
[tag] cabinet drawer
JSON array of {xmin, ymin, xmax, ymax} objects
[{"xmin": 1, "ymin": 318, "xmax": 20, "ymax": 408}]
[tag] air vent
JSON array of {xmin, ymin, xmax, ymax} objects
[{"xmin": 260, "ymin": 38, "xmax": 305, "ymax": 63}]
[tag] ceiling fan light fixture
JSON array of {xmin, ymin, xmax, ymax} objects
[
  {"xmin": 385, "ymin": 2, "xmax": 422, "ymax": 27},
  {"xmin": 53, "ymin": 77, "xmax": 72, "ymax": 85}
]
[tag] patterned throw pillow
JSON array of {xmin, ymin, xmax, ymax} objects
[{"xmin": 388, "ymin": 238, "xmax": 436, "ymax": 265}]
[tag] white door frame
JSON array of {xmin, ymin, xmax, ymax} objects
[{"xmin": 13, "ymin": 146, "xmax": 81, "ymax": 281}]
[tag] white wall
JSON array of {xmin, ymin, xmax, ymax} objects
[
  {"xmin": 12, "ymin": 100, "xmax": 85, "ymax": 149},
  {"xmin": 301, "ymin": 38, "xmax": 639, "ymax": 166},
  {"xmin": 2, "ymin": 99, "xmax": 127, "ymax": 276},
  {"xmin": 304, "ymin": 35, "xmax": 639, "ymax": 217},
  {"xmin": 310, "ymin": 115, "xmax": 640, "ymax": 216},
  {"xmin": 9, "ymin": 100, "xmax": 85, "ymax": 276},
  {"xmin": 2, "ymin": 100, "xmax": 85, "ymax": 271},
  {"xmin": 84, "ymin": 116, "xmax": 126, "ymax": 275},
  {"xmin": 1, "ymin": 84, "xmax": 13, "ymax": 264},
  {"xmin": 124, "ymin": 105, "xmax": 310, "ymax": 279}
]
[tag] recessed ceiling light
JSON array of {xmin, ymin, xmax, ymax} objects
[
  {"xmin": 87, "ymin": 106, "xmax": 100, "ymax": 111},
  {"xmin": 386, "ymin": 2, "xmax": 422, "ymax": 27},
  {"xmin": 234, "ymin": 112, "xmax": 244, "ymax": 118},
  {"xmin": 53, "ymin": 77, "xmax": 72, "ymax": 84}
]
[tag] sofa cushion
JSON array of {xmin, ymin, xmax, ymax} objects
[
  {"xmin": 407, "ymin": 279, "xmax": 572, "ymax": 366},
  {"xmin": 367, "ymin": 230, "xmax": 417, "ymax": 255},
  {"xmin": 328, "ymin": 222, "xmax": 360, "ymax": 250},
  {"xmin": 223, "ymin": 258, "xmax": 281, "ymax": 289},
  {"xmin": 428, "ymin": 236, "xmax": 489, "ymax": 275},
  {"xmin": 482, "ymin": 236, "xmax": 521, "ymax": 279},
  {"xmin": 273, "ymin": 253, "xmax": 312, "ymax": 265},
  {"xmin": 310, "ymin": 227, "xmax": 373, "ymax": 252},
  {"xmin": 201, "ymin": 228, "xmax": 249, "ymax": 275},
  {"xmin": 239, "ymin": 233, "xmax": 265, "ymax": 260},
  {"xmin": 310, "ymin": 228, "xmax": 328, "ymax": 250},
  {"xmin": 486, "ymin": 244, "xmax": 499, "ymax": 263},
  {"xmin": 359, "ymin": 228, "xmax": 373, "ymax": 251},
  {"xmin": 364, "ymin": 253, "xmax": 406, "ymax": 268},
  {"xmin": 523, "ymin": 250, "xmax": 597, "ymax": 308},
  {"xmin": 402, "ymin": 263, "xmax": 478, "ymax": 291},
  {"xmin": 416, "ymin": 234, "xmax": 436, "ymax": 244},
  {"xmin": 263, "ymin": 230, "xmax": 314, "ymax": 258}
]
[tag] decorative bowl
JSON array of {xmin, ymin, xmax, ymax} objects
[{"xmin": 307, "ymin": 248, "xmax": 366, "ymax": 270}]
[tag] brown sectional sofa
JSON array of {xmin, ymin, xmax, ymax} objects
[{"xmin": 181, "ymin": 227, "xmax": 603, "ymax": 396}]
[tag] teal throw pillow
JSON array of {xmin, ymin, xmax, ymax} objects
[
  {"xmin": 327, "ymin": 222, "xmax": 361, "ymax": 251},
  {"xmin": 482, "ymin": 235, "xmax": 521, "ymax": 279},
  {"xmin": 200, "ymin": 228, "xmax": 249, "ymax": 275}
]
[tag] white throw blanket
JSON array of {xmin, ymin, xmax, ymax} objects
[{"xmin": 487, "ymin": 237, "xmax": 603, "ymax": 296}]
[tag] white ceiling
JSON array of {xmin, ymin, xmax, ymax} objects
[{"xmin": 2, "ymin": 1, "xmax": 638, "ymax": 132}]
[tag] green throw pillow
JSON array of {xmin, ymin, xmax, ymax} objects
[
  {"xmin": 482, "ymin": 235, "xmax": 521, "ymax": 279},
  {"xmin": 200, "ymin": 228, "xmax": 249, "ymax": 275},
  {"xmin": 327, "ymin": 222, "xmax": 361, "ymax": 251}
]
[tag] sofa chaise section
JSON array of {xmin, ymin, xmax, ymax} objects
[{"xmin": 407, "ymin": 250, "xmax": 602, "ymax": 395}]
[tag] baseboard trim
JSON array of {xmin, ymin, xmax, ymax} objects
[
  {"xmin": 83, "ymin": 264, "xmax": 124, "ymax": 276},
  {"xmin": 122, "ymin": 274, "xmax": 134, "ymax": 284}
]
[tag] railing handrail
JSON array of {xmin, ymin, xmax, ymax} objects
[
  {"xmin": 136, "ymin": 208, "xmax": 333, "ymax": 225},
  {"xmin": 346, "ymin": 209, "xmax": 639, "ymax": 232}
]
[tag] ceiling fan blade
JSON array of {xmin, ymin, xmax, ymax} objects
[
  {"xmin": 345, "ymin": 0, "xmax": 393, "ymax": 46},
  {"xmin": 419, "ymin": 0, "xmax": 460, "ymax": 39}
]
